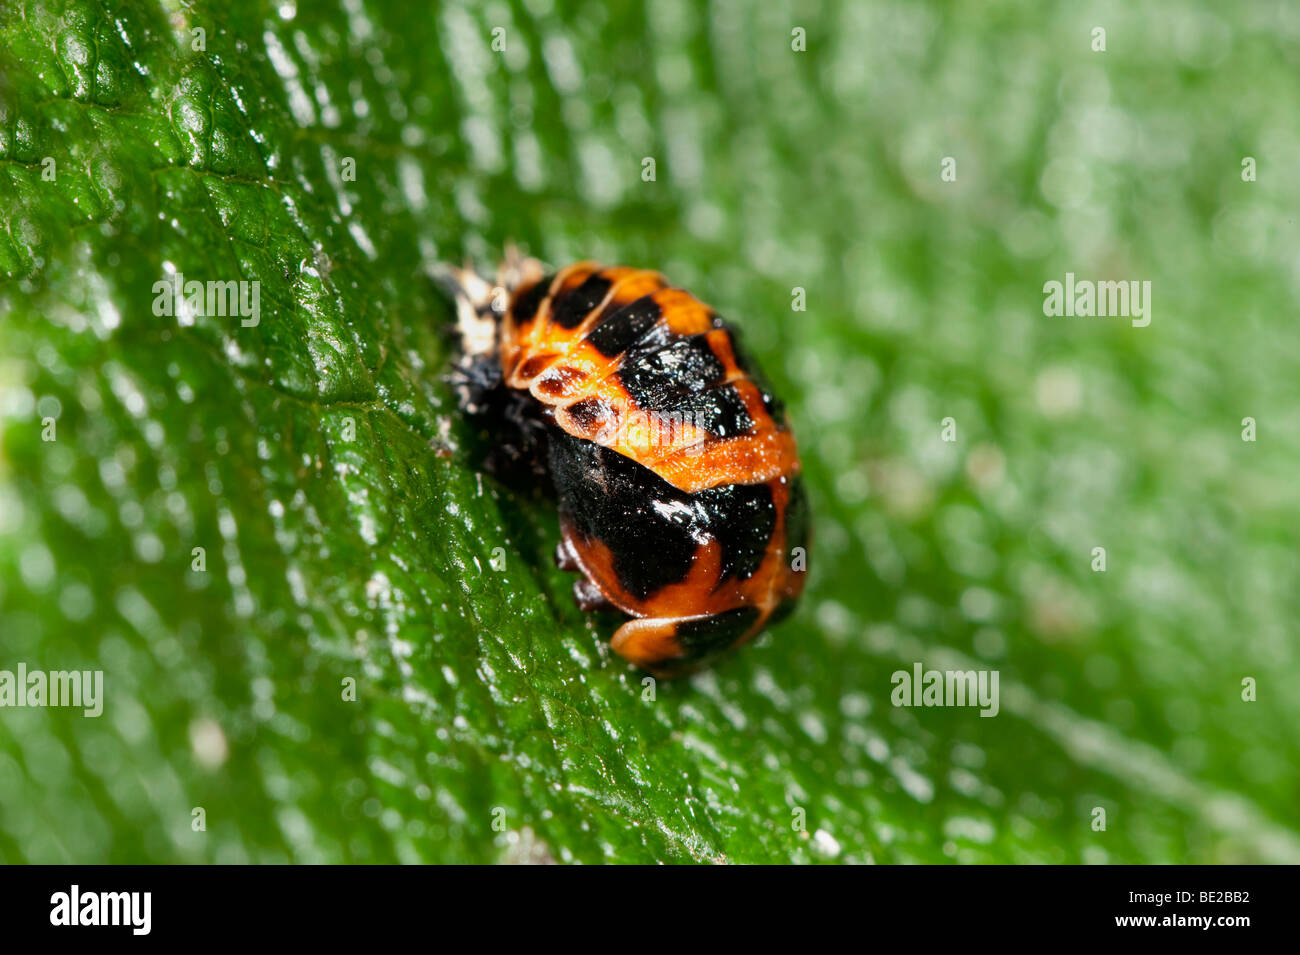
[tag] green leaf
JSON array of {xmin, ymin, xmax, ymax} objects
[{"xmin": 2, "ymin": 0, "xmax": 1298, "ymax": 863}]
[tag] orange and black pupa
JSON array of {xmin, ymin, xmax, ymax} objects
[{"xmin": 438, "ymin": 249, "xmax": 809, "ymax": 677}]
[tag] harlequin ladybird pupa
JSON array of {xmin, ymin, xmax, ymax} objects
[{"xmin": 438, "ymin": 249, "xmax": 809, "ymax": 677}]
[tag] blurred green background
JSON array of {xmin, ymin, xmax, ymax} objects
[{"xmin": 1, "ymin": 0, "xmax": 1298, "ymax": 863}]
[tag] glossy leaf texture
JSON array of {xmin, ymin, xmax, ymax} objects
[{"xmin": 1, "ymin": 0, "xmax": 1298, "ymax": 863}]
